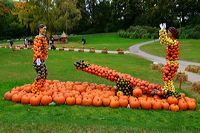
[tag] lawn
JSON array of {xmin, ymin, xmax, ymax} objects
[
  {"xmin": 0, "ymin": 33, "xmax": 150, "ymax": 51},
  {"xmin": 140, "ymin": 39, "xmax": 200, "ymax": 63},
  {"xmin": 60, "ymin": 33, "xmax": 150, "ymax": 50},
  {"xmin": 0, "ymin": 48, "xmax": 200, "ymax": 132}
]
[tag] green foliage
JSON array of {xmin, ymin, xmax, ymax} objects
[
  {"xmin": 179, "ymin": 25, "xmax": 200, "ymax": 39},
  {"xmin": 118, "ymin": 25, "xmax": 159, "ymax": 39},
  {"xmin": 1, "ymin": 0, "xmax": 200, "ymax": 37},
  {"xmin": 12, "ymin": 0, "xmax": 81, "ymax": 34}
]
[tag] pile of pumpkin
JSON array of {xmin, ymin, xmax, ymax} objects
[
  {"xmin": 74, "ymin": 60, "xmax": 163, "ymax": 96},
  {"xmin": 4, "ymin": 80, "xmax": 196, "ymax": 111}
]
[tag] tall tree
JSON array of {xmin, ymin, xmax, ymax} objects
[{"xmin": 13, "ymin": 0, "xmax": 81, "ymax": 35}]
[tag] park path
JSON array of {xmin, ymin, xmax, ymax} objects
[{"xmin": 128, "ymin": 40, "xmax": 200, "ymax": 83}]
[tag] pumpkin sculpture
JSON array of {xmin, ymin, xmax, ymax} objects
[
  {"xmin": 32, "ymin": 24, "xmax": 48, "ymax": 94},
  {"xmin": 2, "ymin": 23, "xmax": 197, "ymax": 111},
  {"xmin": 74, "ymin": 60, "xmax": 163, "ymax": 96},
  {"xmin": 159, "ymin": 24, "xmax": 180, "ymax": 97}
]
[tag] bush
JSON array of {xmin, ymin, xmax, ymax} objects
[
  {"xmin": 179, "ymin": 25, "xmax": 200, "ymax": 39},
  {"xmin": 118, "ymin": 25, "xmax": 159, "ymax": 39},
  {"xmin": 188, "ymin": 31, "xmax": 200, "ymax": 39}
]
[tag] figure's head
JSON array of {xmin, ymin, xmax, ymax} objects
[
  {"xmin": 38, "ymin": 24, "xmax": 47, "ymax": 35},
  {"xmin": 167, "ymin": 27, "xmax": 179, "ymax": 39}
]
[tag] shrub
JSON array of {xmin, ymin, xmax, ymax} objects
[
  {"xmin": 188, "ymin": 31, "xmax": 200, "ymax": 39},
  {"xmin": 179, "ymin": 24, "xmax": 200, "ymax": 39},
  {"xmin": 118, "ymin": 25, "xmax": 159, "ymax": 39}
]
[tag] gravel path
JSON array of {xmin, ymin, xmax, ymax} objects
[{"xmin": 128, "ymin": 39, "xmax": 200, "ymax": 83}]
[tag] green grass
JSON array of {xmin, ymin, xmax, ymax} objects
[
  {"xmin": 0, "ymin": 48, "xmax": 200, "ymax": 132},
  {"xmin": 0, "ymin": 39, "xmax": 24, "ymax": 46},
  {"xmin": 0, "ymin": 33, "xmax": 149, "ymax": 50},
  {"xmin": 63, "ymin": 33, "xmax": 150, "ymax": 50},
  {"xmin": 140, "ymin": 39, "xmax": 200, "ymax": 63}
]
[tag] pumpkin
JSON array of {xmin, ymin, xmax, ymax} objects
[
  {"xmin": 52, "ymin": 92, "xmax": 63, "ymax": 99},
  {"xmin": 132, "ymin": 88, "xmax": 143, "ymax": 97},
  {"xmin": 82, "ymin": 96, "xmax": 92, "ymax": 106},
  {"xmin": 21, "ymin": 94, "xmax": 30, "ymax": 104},
  {"xmin": 12, "ymin": 93, "xmax": 22, "ymax": 103},
  {"xmin": 102, "ymin": 97, "xmax": 110, "ymax": 106},
  {"xmin": 167, "ymin": 96, "xmax": 178, "ymax": 105},
  {"xmin": 109, "ymin": 96, "xmax": 118, "ymax": 101},
  {"xmin": 119, "ymin": 98, "xmax": 128, "ymax": 107},
  {"xmin": 42, "ymin": 90, "xmax": 53, "ymax": 96},
  {"xmin": 119, "ymin": 96, "xmax": 129, "ymax": 100},
  {"xmin": 4, "ymin": 91, "xmax": 13, "ymax": 100},
  {"xmin": 162, "ymin": 101, "xmax": 169, "ymax": 110},
  {"xmin": 170, "ymin": 104, "xmax": 179, "ymax": 112},
  {"xmin": 93, "ymin": 96, "xmax": 102, "ymax": 107},
  {"xmin": 75, "ymin": 96, "xmax": 82, "ymax": 105},
  {"xmin": 140, "ymin": 100, "xmax": 151, "ymax": 110},
  {"xmin": 187, "ymin": 101, "xmax": 196, "ymax": 110},
  {"xmin": 178, "ymin": 99, "xmax": 188, "ymax": 111},
  {"xmin": 23, "ymin": 86, "xmax": 32, "ymax": 93},
  {"xmin": 53, "ymin": 94, "xmax": 65, "ymax": 105},
  {"xmin": 66, "ymin": 96, "xmax": 76, "ymax": 105},
  {"xmin": 41, "ymin": 95, "xmax": 52, "ymax": 106},
  {"xmin": 152, "ymin": 100, "xmax": 162, "ymax": 110},
  {"xmin": 129, "ymin": 97, "xmax": 140, "ymax": 109},
  {"xmin": 110, "ymin": 99, "xmax": 120, "ymax": 108},
  {"xmin": 30, "ymin": 95, "xmax": 41, "ymax": 106}
]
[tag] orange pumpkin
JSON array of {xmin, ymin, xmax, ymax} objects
[
  {"xmin": 187, "ymin": 101, "xmax": 196, "ymax": 110},
  {"xmin": 4, "ymin": 91, "xmax": 13, "ymax": 100},
  {"xmin": 178, "ymin": 99, "xmax": 188, "ymax": 111},
  {"xmin": 167, "ymin": 96, "xmax": 178, "ymax": 105},
  {"xmin": 102, "ymin": 97, "xmax": 110, "ymax": 106},
  {"xmin": 119, "ymin": 98, "xmax": 128, "ymax": 107},
  {"xmin": 21, "ymin": 94, "xmax": 30, "ymax": 104},
  {"xmin": 152, "ymin": 100, "xmax": 162, "ymax": 110},
  {"xmin": 30, "ymin": 95, "xmax": 41, "ymax": 106},
  {"xmin": 162, "ymin": 101, "xmax": 169, "ymax": 110},
  {"xmin": 93, "ymin": 96, "xmax": 102, "ymax": 107},
  {"xmin": 129, "ymin": 97, "xmax": 140, "ymax": 109},
  {"xmin": 119, "ymin": 96, "xmax": 129, "ymax": 100},
  {"xmin": 132, "ymin": 88, "xmax": 143, "ymax": 97},
  {"xmin": 66, "ymin": 96, "xmax": 76, "ymax": 105},
  {"xmin": 75, "ymin": 96, "xmax": 82, "ymax": 105},
  {"xmin": 110, "ymin": 99, "xmax": 120, "ymax": 108},
  {"xmin": 109, "ymin": 96, "xmax": 118, "ymax": 101},
  {"xmin": 170, "ymin": 104, "xmax": 179, "ymax": 112},
  {"xmin": 42, "ymin": 90, "xmax": 53, "ymax": 96},
  {"xmin": 53, "ymin": 94, "xmax": 65, "ymax": 105},
  {"xmin": 41, "ymin": 95, "xmax": 52, "ymax": 106},
  {"xmin": 82, "ymin": 96, "xmax": 92, "ymax": 106},
  {"xmin": 23, "ymin": 86, "xmax": 32, "ymax": 93},
  {"xmin": 140, "ymin": 100, "xmax": 151, "ymax": 110},
  {"xmin": 12, "ymin": 93, "xmax": 22, "ymax": 103}
]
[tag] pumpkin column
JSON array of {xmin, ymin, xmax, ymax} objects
[
  {"xmin": 159, "ymin": 23, "xmax": 180, "ymax": 95},
  {"xmin": 32, "ymin": 24, "xmax": 48, "ymax": 94}
]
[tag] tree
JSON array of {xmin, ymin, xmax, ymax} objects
[
  {"xmin": 0, "ymin": 0, "xmax": 26, "ymax": 39},
  {"xmin": 13, "ymin": 0, "xmax": 81, "ymax": 35},
  {"xmin": 76, "ymin": 0, "xmax": 91, "ymax": 33}
]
